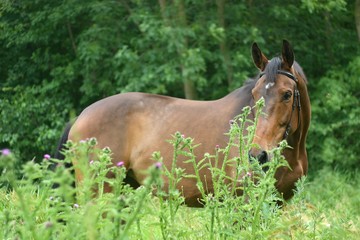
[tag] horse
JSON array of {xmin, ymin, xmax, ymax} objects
[{"xmin": 55, "ymin": 40, "xmax": 310, "ymax": 207}]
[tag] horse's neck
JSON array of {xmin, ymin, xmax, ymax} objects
[{"xmin": 221, "ymin": 84, "xmax": 255, "ymax": 114}]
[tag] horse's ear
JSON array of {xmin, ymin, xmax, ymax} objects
[
  {"xmin": 252, "ymin": 42, "xmax": 268, "ymax": 71},
  {"xmin": 282, "ymin": 40, "xmax": 294, "ymax": 69}
]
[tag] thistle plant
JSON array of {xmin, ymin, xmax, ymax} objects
[
  {"xmin": 166, "ymin": 98, "xmax": 290, "ymax": 238},
  {"xmin": 0, "ymin": 98, "xmax": 313, "ymax": 240}
]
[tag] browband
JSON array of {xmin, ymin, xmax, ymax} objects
[{"xmin": 259, "ymin": 70, "xmax": 297, "ymax": 82}]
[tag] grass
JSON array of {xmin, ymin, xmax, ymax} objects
[
  {"xmin": 1, "ymin": 100, "xmax": 359, "ymax": 239},
  {"xmin": 1, "ymin": 167, "xmax": 358, "ymax": 239}
]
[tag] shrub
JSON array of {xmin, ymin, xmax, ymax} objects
[
  {"xmin": 0, "ymin": 85, "xmax": 72, "ymax": 164},
  {"xmin": 308, "ymin": 56, "xmax": 360, "ymax": 172}
]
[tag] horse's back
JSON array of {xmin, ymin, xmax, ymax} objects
[
  {"xmin": 68, "ymin": 91, "xmax": 247, "ymax": 188},
  {"xmin": 69, "ymin": 93, "xmax": 173, "ymax": 164}
]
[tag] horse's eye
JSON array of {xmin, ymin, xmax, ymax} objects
[{"xmin": 283, "ymin": 91, "xmax": 292, "ymax": 101}]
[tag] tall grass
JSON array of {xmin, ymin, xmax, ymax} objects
[{"xmin": 0, "ymin": 99, "xmax": 359, "ymax": 239}]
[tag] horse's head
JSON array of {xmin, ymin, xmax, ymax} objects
[{"xmin": 249, "ymin": 40, "xmax": 305, "ymax": 167}]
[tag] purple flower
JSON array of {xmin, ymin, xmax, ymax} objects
[
  {"xmin": 155, "ymin": 162, "xmax": 162, "ymax": 169},
  {"xmin": 1, "ymin": 148, "xmax": 11, "ymax": 156},
  {"xmin": 44, "ymin": 221, "xmax": 53, "ymax": 229},
  {"xmin": 89, "ymin": 160, "xmax": 94, "ymax": 165},
  {"xmin": 215, "ymin": 144, "xmax": 220, "ymax": 150},
  {"xmin": 116, "ymin": 161, "xmax": 124, "ymax": 167},
  {"xmin": 43, "ymin": 154, "xmax": 51, "ymax": 160},
  {"xmin": 246, "ymin": 172, "xmax": 252, "ymax": 177},
  {"xmin": 181, "ymin": 134, "xmax": 185, "ymax": 138}
]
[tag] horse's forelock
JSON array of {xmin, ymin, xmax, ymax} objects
[
  {"xmin": 243, "ymin": 57, "xmax": 281, "ymax": 88},
  {"xmin": 245, "ymin": 57, "xmax": 307, "ymax": 88},
  {"xmin": 264, "ymin": 57, "xmax": 282, "ymax": 84}
]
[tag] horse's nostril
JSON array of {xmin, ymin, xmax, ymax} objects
[
  {"xmin": 248, "ymin": 150, "xmax": 268, "ymax": 164},
  {"xmin": 257, "ymin": 151, "xmax": 268, "ymax": 165},
  {"xmin": 248, "ymin": 150, "xmax": 269, "ymax": 172}
]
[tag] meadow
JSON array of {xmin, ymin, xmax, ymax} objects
[
  {"xmin": 1, "ymin": 147, "xmax": 359, "ymax": 240},
  {"xmin": 1, "ymin": 107, "xmax": 359, "ymax": 239}
]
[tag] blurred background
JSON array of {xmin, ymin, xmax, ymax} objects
[{"xmin": 1, "ymin": 0, "xmax": 359, "ymax": 176}]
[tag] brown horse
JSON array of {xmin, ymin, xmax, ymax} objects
[{"xmin": 56, "ymin": 40, "xmax": 310, "ymax": 206}]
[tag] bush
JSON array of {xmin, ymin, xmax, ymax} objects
[
  {"xmin": 308, "ymin": 56, "xmax": 360, "ymax": 172},
  {"xmin": 0, "ymin": 84, "xmax": 72, "ymax": 163}
]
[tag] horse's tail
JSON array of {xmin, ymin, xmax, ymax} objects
[
  {"xmin": 49, "ymin": 120, "xmax": 75, "ymax": 190},
  {"xmin": 54, "ymin": 121, "xmax": 73, "ymax": 160},
  {"xmin": 49, "ymin": 120, "xmax": 77, "ymax": 175},
  {"xmin": 51, "ymin": 120, "xmax": 75, "ymax": 196}
]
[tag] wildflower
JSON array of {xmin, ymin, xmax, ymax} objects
[
  {"xmin": 181, "ymin": 134, "xmax": 185, "ymax": 138},
  {"xmin": 89, "ymin": 160, "xmax": 94, "ymax": 165},
  {"xmin": 116, "ymin": 161, "xmax": 124, "ymax": 167},
  {"xmin": 215, "ymin": 144, "xmax": 220, "ymax": 150},
  {"xmin": 49, "ymin": 196, "xmax": 54, "ymax": 201},
  {"xmin": 229, "ymin": 120, "xmax": 235, "ymax": 125},
  {"xmin": 73, "ymin": 203, "xmax": 79, "ymax": 209},
  {"xmin": 43, "ymin": 154, "xmax": 51, "ymax": 160},
  {"xmin": 246, "ymin": 172, "xmax": 252, "ymax": 178},
  {"xmin": 44, "ymin": 221, "xmax": 53, "ymax": 229},
  {"xmin": 1, "ymin": 148, "xmax": 11, "ymax": 156},
  {"xmin": 155, "ymin": 162, "xmax": 162, "ymax": 169}
]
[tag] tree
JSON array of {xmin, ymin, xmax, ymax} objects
[
  {"xmin": 356, "ymin": 0, "xmax": 360, "ymax": 41},
  {"xmin": 0, "ymin": 0, "xmax": 359, "ymax": 173}
]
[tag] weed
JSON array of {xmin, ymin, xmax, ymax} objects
[{"xmin": 0, "ymin": 99, "xmax": 359, "ymax": 239}]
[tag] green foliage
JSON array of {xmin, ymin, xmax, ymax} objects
[
  {"xmin": 0, "ymin": 85, "xmax": 72, "ymax": 161},
  {"xmin": 0, "ymin": 0, "xmax": 359, "ymax": 170},
  {"xmin": 0, "ymin": 107, "xmax": 359, "ymax": 239},
  {"xmin": 301, "ymin": 0, "xmax": 347, "ymax": 13},
  {"xmin": 308, "ymin": 56, "xmax": 360, "ymax": 171}
]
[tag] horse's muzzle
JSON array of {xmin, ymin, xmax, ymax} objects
[{"xmin": 249, "ymin": 150, "xmax": 269, "ymax": 172}]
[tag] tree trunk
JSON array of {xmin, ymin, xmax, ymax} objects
[
  {"xmin": 356, "ymin": 0, "xmax": 360, "ymax": 42},
  {"xmin": 175, "ymin": 0, "xmax": 197, "ymax": 99},
  {"xmin": 159, "ymin": 0, "xmax": 197, "ymax": 99},
  {"xmin": 158, "ymin": 0, "xmax": 168, "ymax": 25},
  {"xmin": 216, "ymin": 0, "xmax": 233, "ymax": 87}
]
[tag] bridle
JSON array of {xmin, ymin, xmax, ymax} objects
[{"xmin": 259, "ymin": 69, "xmax": 301, "ymax": 140}]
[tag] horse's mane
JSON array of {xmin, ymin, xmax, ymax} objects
[
  {"xmin": 244, "ymin": 57, "xmax": 308, "ymax": 87},
  {"xmin": 293, "ymin": 61, "xmax": 308, "ymax": 84}
]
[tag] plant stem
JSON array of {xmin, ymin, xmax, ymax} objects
[
  {"xmin": 121, "ymin": 185, "xmax": 150, "ymax": 238},
  {"xmin": 12, "ymin": 184, "xmax": 39, "ymax": 240}
]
